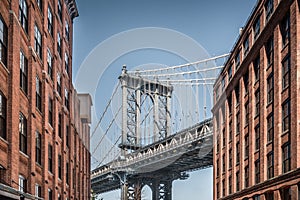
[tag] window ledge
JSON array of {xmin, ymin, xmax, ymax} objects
[
  {"xmin": 281, "ymin": 130, "xmax": 289, "ymax": 137},
  {"xmin": 266, "ymin": 101, "xmax": 273, "ymax": 108},
  {"xmin": 281, "ymin": 86, "xmax": 289, "ymax": 94},
  {"xmin": 0, "ymin": 61, "xmax": 9, "ymax": 74},
  {"xmin": 281, "ymin": 42, "xmax": 290, "ymax": 52},
  {"xmin": 0, "ymin": 136, "xmax": 8, "ymax": 144}
]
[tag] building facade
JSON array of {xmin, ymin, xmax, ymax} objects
[
  {"xmin": 0, "ymin": 0, "xmax": 92, "ymax": 199},
  {"xmin": 213, "ymin": 0, "xmax": 300, "ymax": 199}
]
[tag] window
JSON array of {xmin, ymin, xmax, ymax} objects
[
  {"xmin": 228, "ymin": 175, "xmax": 232, "ymax": 194},
  {"xmin": 19, "ymin": 113, "xmax": 27, "ymax": 154},
  {"xmin": 267, "ymin": 74, "xmax": 274, "ymax": 104},
  {"xmin": 281, "ymin": 187, "xmax": 291, "ymax": 200},
  {"xmin": 65, "ymin": 52, "xmax": 69, "ymax": 74},
  {"xmin": 235, "ymin": 50, "xmax": 240, "ymax": 69},
  {"xmin": 228, "ymin": 95, "xmax": 232, "ymax": 115},
  {"xmin": 253, "ymin": 195, "xmax": 261, "ymax": 200},
  {"xmin": 0, "ymin": 92, "xmax": 6, "ymax": 140},
  {"xmin": 18, "ymin": 175, "xmax": 26, "ymax": 192},
  {"xmin": 243, "ymin": 72, "xmax": 249, "ymax": 94},
  {"xmin": 35, "ymin": 184, "xmax": 41, "ymax": 197},
  {"xmin": 35, "ymin": 131, "xmax": 41, "ymax": 165},
  {"xmin": 236, "ymin": 112, "xmax": 240, "ymax": 135},
  {"xmin": 19, "ymin": 0, "xmax": 28, "ymax": 32},
  {"xmin": 236, "ymin": 141, "xmax": 240, "ymax": 164},
  {"xmin": 47, "ymin": 49, "xmax": 53, "ymax": 79},
  {"xmin": 47, "ymin": 6, "xmax": 53, "ymax": 36},
  {"xmin": 245, "ymin": 134, "xmax": 249, "ymax": 158},
  {"xmin": 222, "ymin": 154, "xmax": 225, "ymax": 173},
  {"xmin": 265, "ymin": 0, "xmax": 273, "ymax": 21},
  {"xmin": 254, "ymin": 15, "xmax": 260, "ymax": 39},
  {"xmin": 267, "ymin": 114, "xmax": 274, "ymax": 143},
  {"xmin": 48, "ymin": 189, "xmax": 53, "ymax": 200},
  {"xmin": 58, "ymin": 113, "xmax": 62, "ymax": 138},
  {"xmin": 66, "ymin": 125, "xmax": 70, "ymax": 147},
  {"xmin": 57, "ymin": 73, "xmax": 62, "ymax": 95},
  {"xmin": 221, "ymin": 76, "xmax": 225, "ymax": 91},
  {"xmin": 282, "ymin": 56, "xmax": 290, "ymax": 89},
  {"xmin": 282, "ymin": 99, "xmax": 290, "ymax": 133},
  {"xmin": 34, "ymin": 24, "xmax": 42, "ymax": 59},
  {"xmin": 58, "ymin": 154, "xmax": 62, "ymax": 179},
  {"xmin": 20, "ymin": 51, "xmax": 28, "ymax": 94},
  {"xmin": 229, "ymin": 120, "xmax": 232, "ymax": 141},
  {"xmin": 48, "ymin": 97, "xmax": 53, "ymax": 126},
  {"xmin": 48, "ymin": 144, "xmax": 53, "ymax": 173},
  {"xmin": 65, "ymin": 89, "xmax": 69, "ymax": 109},
  {"xmin": 235, "ymin": 85, "xmax": 240, "ymax": 105},
  {"xmin": 0, "ymin": 15, "xmax": 8, "ymax": 66},
  {"xmin": 267, "ymin": 152, "xmax": 274, "ymax": 179},
  {"xmin": 36, "ymin": 76, "xmax": 42, "ymax": 112},
  {"xmin": 36, "ymin": 0, "xmax": 42, "ymax": 11},
  {"xmin": 282, "ymin": 143, "xmax": 291, "ymax": 173},
  {"xmin": 255, "ymin": 125, "xmax": 260, "ymax": 151},
  {"xmin": 255, "ymin": 90, "xmax": 260, "ymax": 116},
  {"xmin": 65, "ymin": 20, "xmax": 70, "ymax": 41},
  {"xmin": 228, "ymin": 65, "xmax": 232, "ymax": 81},
  {"xmin": 236, "ymin": 171, "xmax": 240, "ymax": 192},
  {"xmin": 222, "ymin": 179, "xmax": 225, "ymax": 197},
  {"xmin": 255, "ymin": 159, "xmax": 260, "ymax": 184},
  {"xmin": 58, "ymin": 0, "xmax": 62, "ymax": 21},
  {"xmin": 66, "ymin": 162, "xmax": 69, "ymax": 184},
  {"xmin": 57, "ymin": 33, "xmax": 61, "ymax": 56},
  {"xmin": 222, "ymin": 128, "xmax": 225, "ymax": 147},
  {"xmin": 216, "ymin": 159, "xmax": 219, "ymax": 177},
  {"xmin": 229, "ymin": 148, "xmax": 232, "ymax": 169},
  {"xmin": 216, "ymin": 182, "xmax": 220, "ymax": 199},
  {"xmin": 281, "ymin": 14, "xmax": 290, "ymax": 47},
  {"xmin": 254, "ymin": 55, "xmax": 260, "ymax": 81},
  {"xmin": 244, "ymin": 165, "xmax": 249, "ymax": 188},
  {"xmin": 266, "ymin": 37, "xmax": 274, "ymax": 66},
  {"xmin": 243, "ymin": 36, "xmax": 249, "ymax": 56},
  {"xmin": 244, "ymin": 101, "xmax": 249, "ymax": 126},
  {"xmin": 265, "ymin": 192, "xmax": 274, "ymax": 200}
]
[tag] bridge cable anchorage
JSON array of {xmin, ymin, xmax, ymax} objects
[
  {"xmin": 135, "ymin": 65, "xmax": 224, "ymax": 77},
  {"xmin": 127, "ymin": 53, "xmax": 230, "ymax": 74},
  {"xmin": 96, "ymin": 135, "xmax": 122, "ymax": 168},
  {"xmin": 90, "ymin": 81, "xmax": 121, "ymax": 139},
  {"xmin": 91, "ymin": 105, "xmax": 122, "ymax": 156}
]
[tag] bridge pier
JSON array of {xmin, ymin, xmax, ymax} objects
[{"xmin": 151, "ymin": 180, "xmax": 172, "ymax": 200}]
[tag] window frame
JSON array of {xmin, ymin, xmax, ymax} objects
[
  {"xmin": 0, "ymin": 91, "xmax": 7, "ymax": 140},
  {"xmin": 265, "ymin": 0, "xmax": 274, "ymax": 21},
  {"xmin": 255, "ymin": 159, "xmax": 260, "ymax": 184},
  {"xmin": 253, "ymin": 15, "xmax": 261, "ymax": 39},
  {"xmin": 20, "ymin": 50, "xmax": 28, "ymax": 94},
  {"xmin": 255, "ymin": 125, "xmax": 260, "ymax": 151},
  {"xmin": 282, "ymin": 142, "xmax": 291, "ymax": 173},
  {"xmin": 282, "ymin": 55, "xmax": 290, "ymax": 90},
  {"xmin": 282, "ymin": 99, "xmax": 290, "ymax": 133},
  {"xmin": 47, "ymin": 6, "xmax": 53, "ymax": 36},
  {"xmin": 19, "ymin": 112, "xmax": 27, "ymax": 154},
  {"xmin": 267, "ymin": 74, "xmax": 274, "ymax": 104},
  {"xmin": 267, "ymin": 113, "xmax": 274, "ymax": 143},
  {"xmin": 34, "ymin": 24, "xmax": 42, "ymax": 59},
  {"xmin": 19, "ymin": 0, "xmax": 28, "ymax": 33},
  {"xmin": 48, "ymin": 144, "xmax": 53, "ymax": 173},
  {"xmin": 36, "ymin": 76, "xmax": 42, "ymax": 112},
  {"xmin": 267, "ymin": 152, "xmax": 274, "ymax": 179},
  {"xmin": 48, "ymin": 97, "xmax": 53, "ymax": 126},
  {"xmin": 35, "ymin": 131, "xmax": 42, "ymax": 165},
  {"xmin": 281, "ymin": 13, "xmax": 290, "ymax": 47},
  {"xmin": 0, "ymin": 15, "xmax": 8, "ymax": 66}
]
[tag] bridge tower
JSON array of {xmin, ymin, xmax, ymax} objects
[
  {"xmin": 119, "ymin": 65, "xmax": 173, "ymax": 153},
  {"xmin": 118, "ymin": 65, "xmax": 174, "ymax": 200}
]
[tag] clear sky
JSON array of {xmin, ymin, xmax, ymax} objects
[{"xmin": 72, "ymin": 1, "xmax": 257, "ymax": 199}]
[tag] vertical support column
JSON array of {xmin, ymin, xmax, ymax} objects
[
  {"xmin": 136, "ymin": 81, "xmax": 141, "ymax": 147},
  {"xmin": 166, "ymin": 91, "xmax": 172, "ymax": 137},
  {"xmin": 151, "ymin": 180, "xmax": 173, "ymax": 200},
  {"xmin": 153, "ymin": 87, "xmax": 159, "ymax": 142},
  {"xmin": 120, "ymin": 65, "xmax": 128, "ymax": 156},
  {"xmin": 121, "ymin": 183, "xmax": 128, "ymax": 200}
]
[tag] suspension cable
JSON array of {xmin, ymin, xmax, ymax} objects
[
  {"xmin": 138, "ymin": 65, "xmax": 223, "ymax": 77},
  {"xmin": 159, "ymin": 77, "xmax": 217, "ymax": 82},
  {"xmin": 90, "ymin": 81, "xmax": 120, "ymax": 139},
  {"xmin": 127, "ymin": 53, "xmax": 229, "ymax": 74},
  {"xmin": 96, "ymin": 135, "xmax": 122, "ymax": 168},
  {"xmin": 91, "ymin": 106, "xmax": 122, "ymax": 155}
]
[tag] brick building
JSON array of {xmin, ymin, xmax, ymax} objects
[
  {"xmin": 0, "ymin": 0, "xmax": 92, "ymax": 199},
  {"xmin": 213, "ymin": 0, "xmax": 300, "ymax": 199}
]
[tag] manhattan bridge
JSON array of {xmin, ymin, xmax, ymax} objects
[{"xmin": 90, "ymin": 54, "xmax": 229, "ymax": 200}]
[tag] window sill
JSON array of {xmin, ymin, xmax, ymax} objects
[
  {"xmin": 254, "ymin": 114, "xmax": 259, "ymax": 120},
  {"xmin": 0, "ymin": 136, "xmax": 8, "ymax": 144},
  {"xmin": 281, "ymin": 86, "xmax": 289, "ymax": 93},
  {"xmin": 266, "ymin": 101, "xmax": 273, "ymax": 108},
  {"xmin": 281, "ymin": 42, "xmax": 290, "ymax": 52},
  {"xmin": 266, "ymin": 141, "xmax": 273, "ymax": 146},
  {"xmin": 0, "ymin": 61, "xmax": 9, "ymax": 74},
  {"xmin": 266, "ymin": 63, "xmax": 273, "ymax": 71},
  {"xmin": 281, "ymin": 130, "xmax": 289, "ymax": 137},
  {"xmin": 254, "ymin": 149, "xmax": 260, "ymax": 154},
  {"xmin": 19, "ymin": 151, "xmax": 29, "ymax": 158}
]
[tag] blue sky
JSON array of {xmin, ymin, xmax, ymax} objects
[{"xmin": 72, "ymin": 1, "xmax": 257, "ymax": 199}]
